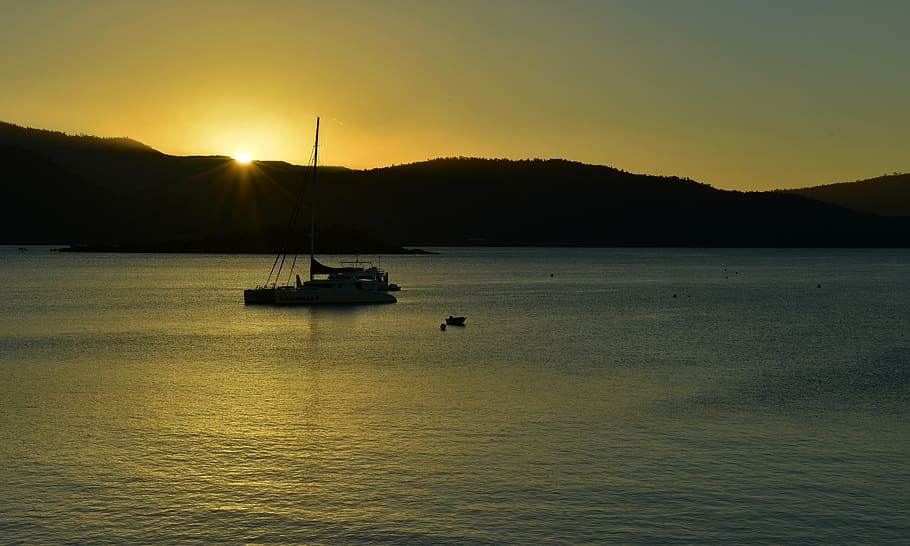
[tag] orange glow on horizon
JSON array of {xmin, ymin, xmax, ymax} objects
[{"xmin": 3, "ymin": 3, "xmax": 907, "ymax": 190}]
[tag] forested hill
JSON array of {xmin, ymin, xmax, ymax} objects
[
  {"xmin": 322, "ymin": 158, "xmax": 909, "ymax": 247},
  {"xmin": 2, "ymin": 121, "xmax": 909, "ymax": 250},
  {"xmin": 782, "ymin": 173, "xmax": 910, "ymax": 218}
]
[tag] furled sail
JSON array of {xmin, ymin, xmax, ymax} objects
[{"xmin": 310, "ymin": 257, "xmax": 359, "ymax": 274}]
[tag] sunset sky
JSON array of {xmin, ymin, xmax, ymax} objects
[{"xmin": 2, "ymin": 0, "xmax": 907, "ymax": 190}]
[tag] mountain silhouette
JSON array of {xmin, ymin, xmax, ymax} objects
[
  {"xmin": 1, "ymin": 121, "xmax": 908, "ymax": 250},
  {"xmin": 782, "ymin": 173, "xmax": 910, "ymax": 217}
]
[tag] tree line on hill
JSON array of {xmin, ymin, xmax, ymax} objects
[{"xmin": 1, "ymin": 121, "xmax": 908, "ymax": 251}]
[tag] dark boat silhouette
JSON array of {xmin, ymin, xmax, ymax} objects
[{"xmin": 243, "ymin": 118, "xmax": 398, "ymax": 305}]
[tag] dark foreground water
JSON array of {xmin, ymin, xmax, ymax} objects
[{"xmin": 1, "ymin": 247, "xmax": 908, "ymax": 544}]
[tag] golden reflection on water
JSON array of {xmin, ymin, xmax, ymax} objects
[{"xmin": 1, "ymin": 249, "xmax": 909, "ymax": 543}]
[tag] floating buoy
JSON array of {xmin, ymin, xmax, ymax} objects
[{"xmin": 440, "ymin": 323, "xmax": 446, "ymax": 331}]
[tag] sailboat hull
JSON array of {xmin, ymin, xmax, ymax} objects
[
  {"xmin": 243, "ymin": 288, "xmax": 277, "ymax": 305},
  {"xmin": 244, "ymin": 285, "xmax": 396, "ymax": 305}
]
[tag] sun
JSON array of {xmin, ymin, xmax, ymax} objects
[{"xmin": 234, "ymin": 152, "xmax": 252, "ymax": 164}]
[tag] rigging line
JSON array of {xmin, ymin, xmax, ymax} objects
[
  {"xmin": 273, "ymin": 178, "xmax": 307, "ymax": 284},
  {"xmin": 268, "ymin": 145, "xmax": 316, "ymax": 286},
  {"xmin": 266, "ymin": 183, "xmax": 304, "ymax": 285},
  {"xmin": 283, "ymin": 142, "xmax": 318, "ymax": 285}
]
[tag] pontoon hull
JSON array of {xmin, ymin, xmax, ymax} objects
[{"xmin": 244, "ymin": 286, "xmax": 396, "ymax": 305}]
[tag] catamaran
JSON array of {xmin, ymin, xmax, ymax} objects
[{"xmin": 243, "ymin": 118, "xmax": 398, "ymax": 305}]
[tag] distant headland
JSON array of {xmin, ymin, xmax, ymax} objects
[{"xmin": 2, "ymin": 121, "xmax": 909, "ymax": 251}]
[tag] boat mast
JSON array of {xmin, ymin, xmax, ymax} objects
[{"xmin": 310, "ymin": 117, "xmax": 319, "ymax": 281}]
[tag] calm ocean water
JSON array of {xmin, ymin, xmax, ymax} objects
[{"xmin": 1, "ymin": 246, "xmax": 908, "ymax": 544}]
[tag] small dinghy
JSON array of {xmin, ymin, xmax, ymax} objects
[{"xmin": 445, "ymin": 315, "xmax": 466, "ymax": 326}]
